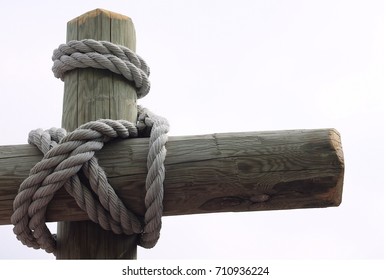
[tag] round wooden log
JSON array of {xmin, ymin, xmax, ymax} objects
[
  {"xmin": 57, "ymin": 9, "xmax": 138, "ymax": 259},
  {"xmin": 0, "ymin": 128, "xmax": 344, "ymax": 224}
]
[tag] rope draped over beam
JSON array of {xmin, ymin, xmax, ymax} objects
[{"xmin": 11, "ymin": 40, "xmax": 169, "ymax": 254}]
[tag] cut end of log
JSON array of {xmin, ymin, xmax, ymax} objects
[
  {"xmin": 327, "ymin": 128, "xmax": 344, "ymax": 206},
  {"xmin": 328, "ymin": 128, "xmax": 344, "ymax": 167},
  {"xmin": 66, "ymin": 8, "xmax": 136, "ymax": 51},
  {"xmin": 68, "ymin": 8, "xmax": 131, "ymax": 25}
]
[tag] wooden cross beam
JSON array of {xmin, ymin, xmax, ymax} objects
[{"xmin": 0, "ymin": 9, "xmax": 344, "ymax": 259}]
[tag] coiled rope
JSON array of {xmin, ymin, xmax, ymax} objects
[
  {"xmin": 52, "ymin": 39, "xmax": 150, "ymax": 98},
  {"xmin": 11, "ymin": 39, "xmax": 169, "ymax": 254}
]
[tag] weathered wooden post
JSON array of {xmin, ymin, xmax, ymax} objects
[
  {"xmin": 57, "ymin": 9, "xmax": 139, "ymax": 259},
  {"xmin": 0, "ymin": 8, "xmax": 345, "ymax": 259}
]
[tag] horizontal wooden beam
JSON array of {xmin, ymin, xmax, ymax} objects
[{"xmin": 0, "ymin": 128, "xmax": 344, "ymax": 225}]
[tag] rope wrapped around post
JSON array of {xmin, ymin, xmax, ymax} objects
[
  {"xmin": 52, "ymin": 39, "xmax": 150, "ymax": 99},
  {"xmin": 11, "ymin": 39, "xmax": 169, "ymax": 254}
]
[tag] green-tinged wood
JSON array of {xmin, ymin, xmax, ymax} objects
[
  {"xmin": 58, "ymin": 8, "xmax": 138, "ymax": 259},
  {"xmin": 0, "ymin": 128, "xmax": 345, "ymax": 225}
]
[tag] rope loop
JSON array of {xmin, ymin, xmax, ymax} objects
[
  {"xmin": 52, "ymin": 39, "xmax": 150, "ymax": 99},
  {"xmin": 11, "ymin": 107, "xmax": 169, "ymax": 254}
]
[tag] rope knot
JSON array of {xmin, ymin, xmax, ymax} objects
[{"xmin": 11, "ymin": 107, "xmax": 169, "ymax": 254}]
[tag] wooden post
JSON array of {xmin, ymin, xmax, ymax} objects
[{"xmin": 57, "ymin": 9, "xmax": 138, "ymax": 259}]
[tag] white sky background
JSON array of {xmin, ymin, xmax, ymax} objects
[{"xmin": 0, "ymin": 0, "xmax": 384, "ymax": 261}]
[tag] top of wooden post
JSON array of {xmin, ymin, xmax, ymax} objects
[
  {"xmin": 69, "ymin": 8, "xmax": 131, "ymax": 24},
  {"xmin": 66, "ymin": 8, "xmax": 136, "ymax": 51},
  {"xmin": 62, "ymin": 8, "xmax": 139, "ymax": 131}
]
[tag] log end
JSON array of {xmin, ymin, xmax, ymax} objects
[
  {"xmin": 68, "ymin": 8, "xmax": 131, "ymax": 25},
  {"xmin": 327, "ymin": 128, "xmax": 345, "ymax": 206}
]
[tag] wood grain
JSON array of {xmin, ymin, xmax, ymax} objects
[{"xmin": 0, "ymin": 128, "xmax": 344, "ymax": 224}]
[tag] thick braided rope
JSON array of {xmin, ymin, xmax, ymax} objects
[
  {"xmin": 52, "ymin": 39, "xmax": 150, "ymax": 99},
  {"xmin": 137, "ymin": 106, "xmax": 169, "ymax": 248},
  {"xmin": 11, "ymin": 113, "xmax": 168, "ymax": 254},
  {"xmin": 11, "ymin": 120, "xmax": 143, "ymax": 254}
]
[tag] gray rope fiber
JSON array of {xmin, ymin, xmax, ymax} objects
[
  {"xmin": 11, "ymin": 40, "xmax": 169, "ymax": 254},
  {"xmin": 52, "ymin": 39, "xmax": 150, "ymax": 99},
  {"xmin": 137, "ymin": 107, "xmax": 169, "ymax": 248},
  {"xmin": 11, "ymin": 109, "xmax": 169, "ymax": 254}
]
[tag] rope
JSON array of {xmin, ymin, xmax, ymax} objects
[
  {"xmin": 137, "ymin": 107, "xmax": 169, "ymax": 248},
  {"xmin": 52, "ymin": 39, "xmax": 150, "ymax": 99},
  {"xmin": 11, "ymin": 39, "xmax": 169, "ymax": 254},
  {"xmin": 11, "ymin": 110, "xmax": 168, "ymax": 254}
]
